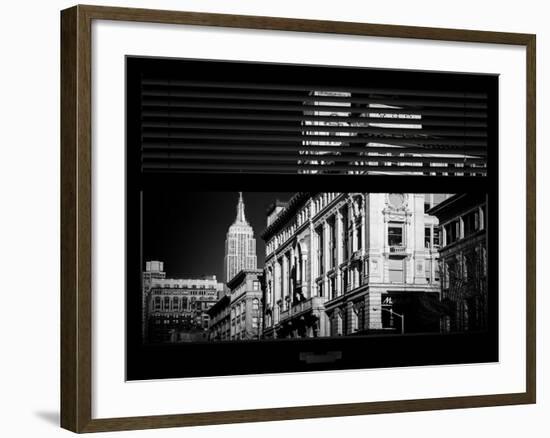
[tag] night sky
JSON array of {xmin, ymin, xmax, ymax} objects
[{"xmin": 142, "ymin": 191, "xmax": 294, "ymax": 281}]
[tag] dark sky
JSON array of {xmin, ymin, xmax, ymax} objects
[{"xmin": 142, "ymin": 191, "xmax": 294, "ymax": 281}]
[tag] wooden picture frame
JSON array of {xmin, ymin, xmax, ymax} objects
[{"xmin": 60, "ymin": 4, "xmax": 536, "ymax": 433}]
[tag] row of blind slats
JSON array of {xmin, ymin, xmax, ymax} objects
[{"xmin": 139, "ymin": 79, "xmax": 489, "ymax": 176}]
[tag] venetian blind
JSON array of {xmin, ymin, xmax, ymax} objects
[{"xmin": 140, "ymin": 76, "xmax": 489, "ymax": 176}]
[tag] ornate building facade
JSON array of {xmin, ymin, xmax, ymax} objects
[
  {"xmin": 207, "ymin": 269, "xmax": 263, "ymax": 341},
  {"xmin": 261, "ymin": 193, "xmax": 449, "ymax": 339},
  {"xmin": 224, "ymin": 192, "xmax": 257, "ymax": 283},
  {"xmin": 142, "ymin": 261, "xmax": 224, "ymax": 343},
  {"xmin": 427, "ymin": 193, "xmax": 488, "ymax": 332}
]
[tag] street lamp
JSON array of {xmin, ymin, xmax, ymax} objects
[{"xmin": 373, "ymin": 307, "xmax": 405, "ymax": 335}]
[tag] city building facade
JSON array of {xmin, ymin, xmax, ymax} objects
[
  {"xmin": 208, "ymin": 269, "xmax": 263, "ymax": 341},
  {"xmin": 142, "ymin": 261, "xmax": 224, "ymax": 343},
  {"xmin": 427, "ymin": 193, "xmax": 488, "ymax": 332},
  {"xmin": 224, "ymin": 192, "xmax": 258, "ymax": 283},
  {"xmin": 261, "ymin": 192, "xmax": 448, "ymax": 339}
]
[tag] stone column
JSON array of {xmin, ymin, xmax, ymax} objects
[
  {"xmin": 322, "ymin": 220, "xmax": 329, "ymax": 295},
  {"xmin": 289, "ymin": 248, "xmax": 295, "ymax": 304},
  {"xmin": 361, "ymin": 197, "xmax": 367, "ymax": 256},
  {"xmin": 347, "ymin": 301, "xmax": 357, "ymax": 334},
  {"xmin": 412, "ymin": 194, "xmax": 427, "ymax": 284},
  {"xmin": 335, "ymin": 210, "xmax": 342, "ymax": 297},
  {"xmin": 365, "ymin": 291, "xmax": 382, "ymax": 330},
  {"xmin": 282, "ymin": 255, "xmax": 289, "ymax": 310},
  {"xmin": 310, "ymin": 222, "xmax": 318, "ymax": 297},
  {"xmin": 302, "ymin": 253, "xmax": 309, "ymax": 298},
  {"xmin": 274, "ymin": 261, "xmax": 281, "ymax": 321},
  {"xmin": 478, "ymin": 205, "xmax": 485, "ymax": 230}
]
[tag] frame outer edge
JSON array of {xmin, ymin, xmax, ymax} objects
[
  {"xmin": 60, "ymin": 4, "xmax": 537, "ymax": 433},
  {"xmin": 77, "ymin": 4, "xmax": 533, "ymax": 45},
  {"xmin": 61, "ymin": 4, "xmax": 94, "ymax": 433},
  {"xmin": 60, "ymin": 5, "xmax": 79, "ymax": 433},
  {"xmin": 525, "ymin": 34, "xmax": 536, "ymax": 403}
]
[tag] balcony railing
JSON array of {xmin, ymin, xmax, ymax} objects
[
  {"xmin": 389, "ymin": 245, "xmax": 407, "ymax": 254},
  {"xmin": 291, "ymin": 296, "xmax": 327, "ymax": 315}
]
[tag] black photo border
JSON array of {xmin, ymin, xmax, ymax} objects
[{"xmin": 125, "ymin": 56, "xmax": 499, "ymax": 380}]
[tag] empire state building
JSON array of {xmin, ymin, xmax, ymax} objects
[{"xmin": 224, "ymin": 192, "xmax": 257, "ymax": 283}]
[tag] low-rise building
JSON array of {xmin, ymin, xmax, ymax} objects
[
  {"xmin": 208, "ymin": 269, "xmax": 263, "ymax": 341},
  {"xmin": 142, "ymin": 262, "xmax": 224, "ymax": 343}
]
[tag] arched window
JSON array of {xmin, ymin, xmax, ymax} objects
[
  {"xmin": 351, "ymin": 305, "xmax": 359, "ymax": 333},
  {"xmin": 331, "ymin": 309, "xmax": 343, "ymax": 336},
  {"xmin": 296, "ymin": 245, "xmax": 302, "ymax": 282}
]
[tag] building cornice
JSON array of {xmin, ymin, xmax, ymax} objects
[{"xmin": 261, "ymin": 192, "xmax": 313, "ymax": 241}]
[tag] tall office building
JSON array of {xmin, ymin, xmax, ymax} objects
[{"xmin": 224, "ymin": 192, "xmax": 257, "ymax": 284}]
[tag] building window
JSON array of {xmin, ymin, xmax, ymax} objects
[
  {"xmin": 331, "ymin": 310, "xmax": 343, "ymax": 336},
  {"xmin": 172, "ymin": 296, "xmax": 179, "ymax": 311},
  {"xmin": 329, "ymin": 216, "xmax": 336, "ymax": 269},
  {"xmin": 252, "ymin": 298, "xmax": 259, "ymax": 311},
  {"xmin": 342, "ymin": 268, "xmax": 348, "ymax": 292},
  {"xmin": 388, "ymin": 223, "xmax": 404, "ymax": 247},
  {"xmin": 425, "ymin": 259, "xmax": 432, "ymax": 282},
  {"xmin": 433, "ymin": 229, "xmax": 440, "ymax": 247},
  {"xmin": 445, "ymin": 220, "xmax": 460, "ymax": 245},
  {"xmin": 388, "ymin": 258, "xmax": 404, "ymax": 283},
  {"xmin": 329, "ymin": 276, "xmax": 336, "ymax": 300},
  {"xmin": 464, "ymin": 209, "xmax": 480, "ymax": 236},
  {"xmin": 424, "ymin": 227, "xmax": 431, "ymax": 249},
  {"xmin": 252, "ymin": 280, "xmax": 260, "ymax": 291},
  {"xmin": 316, "ymin": 226, "xmax": 324, "ymax": 275},
  {"xmin": 341, "ymin": 207, "xmax": 349, "ymax": 261},
  {"xmin": 154, "ymin": 296, "xmax": 161, "ymax": 311}
]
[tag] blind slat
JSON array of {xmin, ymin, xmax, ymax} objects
[
  {"xmin": 143, "ymin": 151, "xmax": 486, "ymax": 165},
  {"xmin": 141, "ymin": 112, "xmax": 488, "ymax": 127},
  {"xmin": 142, "ymin": 142, "xmax": 487, "ymax": 156},
  {"xmin": 142, "ymin": 132, "xmax": 487, "ymax": 147},
  {"xmin": 141, "ymin": 121, "xmax": 486, "ymax": 138},
  {"xmin": 142, "ymin": 90, "xmax": 488, "ymax": 109},
  {"xmin": 142, "ymin": 100, "xmax": 487, "ymax": 118},
  {"xmin": 142, "ymin": 161, "xmax": 486, "ymax": 175},
  {"xmin": 142, "ymin": 79, "xmax": 488, "ymax": 99}
]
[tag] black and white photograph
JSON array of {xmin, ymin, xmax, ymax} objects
[
  {"xmin": 142, "ymin": 191, "xmax": 489, "ymax": 344},
  {"xmin": 126, "ymin": 56, "xmax": 498, "ymax": 380}
]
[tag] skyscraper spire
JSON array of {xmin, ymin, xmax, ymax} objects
[
  {"xmin": 224, "ymin": 192, "xmax": 257, "ymax": 283},
  {"xmin": 235, "ymin": 191, "xmax": 247, "ymax": 224}
]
